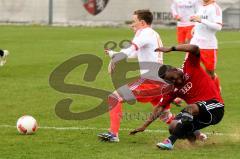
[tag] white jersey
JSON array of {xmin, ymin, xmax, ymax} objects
[
  {"xmin": 171, "ymin": 0, "xmax": 200, "ymax": 27},
  {"xmin": 190, "ymin": 2, "xmax": 222, "ymax": 49},
  {"xmin": 131, "ymin": 27, "xmax": 164, "ymax": 81}
]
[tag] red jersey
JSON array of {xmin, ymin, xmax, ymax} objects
[{"xmin": 159, "ymin": 53, "xmax": 223, "ymax": 106}]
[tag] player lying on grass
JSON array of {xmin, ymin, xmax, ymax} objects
[
  {"xmin": 0, "ymin": 49, "xmax": 9, "ymax": 66},
  {"xmin": 130, "ymin": 44, "xmax": 224, "ymax": 150},
  {"xmin": 98, "ymin": 9, "xmax": 175, "ymax": 142}
]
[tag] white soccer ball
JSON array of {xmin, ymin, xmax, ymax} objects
[{"xmin": 16, "ymin": 115, "xmax": 38, "ymax": 134}]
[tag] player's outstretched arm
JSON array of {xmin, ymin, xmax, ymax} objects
[
  {"xmin": 129, "ymin": 106, "xmax": 164, "ymax": 135},
  {"xmin": 105, "ymin": 45, "xmax": 137, "ymax": 74},
  {"xmin": 155, "ymin": 44, "xmax": 200, "ymax": 57},
  {"xmin": 105, "ymin": 49, "xmax": 127, "ymax": 74}
]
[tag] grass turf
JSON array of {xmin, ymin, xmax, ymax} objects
[{"xmin": 0, "ymin": 26, "xmax": 239, "ymax": 159}]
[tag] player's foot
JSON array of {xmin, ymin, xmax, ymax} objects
[
  {"xmin": 0, "ymin": 50, "xmax": 9, "ymax": 66},
  {"xmin": 156, "ymin": 139, "xmax": 173, "ymax": 150},
  {"xmin": 172, "ymin": 97, "xmax": 183, "ymax": 107},
  {"xmin": 98, "ymin": 132, "xmax": 119, "ymax": 142}
]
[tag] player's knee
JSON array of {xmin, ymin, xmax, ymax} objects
[
  {"xmin": 183, "ymin": 105, "xmax": 192, "ymax": 113},
  {"xmin": 183, "ymin": 104, "xmax": 199, "ymax": 116},
  {"xmin": 108, "ymin": 93, "xmax": 122, "ymax": 110}
]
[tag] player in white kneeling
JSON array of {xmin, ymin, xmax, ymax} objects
[{"xmin": 0, "ymin": 49, "xmax": 9, "ymax": 66}]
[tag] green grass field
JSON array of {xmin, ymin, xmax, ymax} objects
[{"xmin": 0, "ymin": 26, "xmax": 239, "ymax": 159}]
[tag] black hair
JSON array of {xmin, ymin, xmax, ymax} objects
[{"xmin": 158, "ymin": 65, "xmax": 174, "ymax": 79}]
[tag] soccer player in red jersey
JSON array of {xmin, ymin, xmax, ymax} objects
[{"xmin": 130, "ymin": 44, "xmax": 224, "ymax": 150}]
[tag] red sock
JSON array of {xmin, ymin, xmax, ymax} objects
[
  {"xmin": 108, "ymin": 95, "xmax": 123, "ymax": 136},
  {"xmin": 213, "ymin": 74, "xmax": 221, "ymax": 93}
]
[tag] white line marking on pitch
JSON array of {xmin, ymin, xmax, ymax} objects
[{"xmin": 0, "ymin": 124, "xmax": 237, "ymax": 137}]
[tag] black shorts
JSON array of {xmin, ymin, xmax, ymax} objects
[{"xmin": 175, "ymin": 99, "xmax": 224, "ymax": 131}]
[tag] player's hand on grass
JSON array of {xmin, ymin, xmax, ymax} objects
[
  {"xmin": 129, "ymin": 127, "xmax": 146, "ymax": 135},
  {"xmin": 155, "ymin": 47, "xmax": 172, "ymax": 53},
  {"xmin": 108, "ymin": 60, "xmax": 116, "ymax": 74}
]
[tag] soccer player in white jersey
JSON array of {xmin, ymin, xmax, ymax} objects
[
  {"xmin": 171, "ymin": 0, "xmax": 200, "ymax": 44},
  {"xmin": 190, "ymin": 0, "xmax": 222, "ymax": 93},
  {"xmin": 98, "ymin": 10, "xmax": 174, "ymax": 142}
]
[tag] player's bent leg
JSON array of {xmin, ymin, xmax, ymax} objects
[
  {"xmin": 157, "ymin": 104, "xmax": 200, "ymax": 150},
  {"xmin": 169, "ymin": 105, "xmax": 199, "ymax": 138},
  {"xmin": 157, "ymin": 116, "xmax": 194, "ymax": 150},
  {"xmin": 187, "ymin": 100, "xmax": 224, "ymax": 143},
  {"xmin": 157, "ymin": 120, "xmax": 193, "ymax": 150},
  {"xmin": 158, "ymin": 101, "xmax": 224, "ymax": 150}
]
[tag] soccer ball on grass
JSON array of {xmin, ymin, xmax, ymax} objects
[{"xmin": 16, "ymin": 115, "xmax": 38, "ymax": 134}]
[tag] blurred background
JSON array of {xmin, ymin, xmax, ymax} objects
[{"xmin": 0, "ymin": 0, "xmax": 239, "ymax": 29}]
